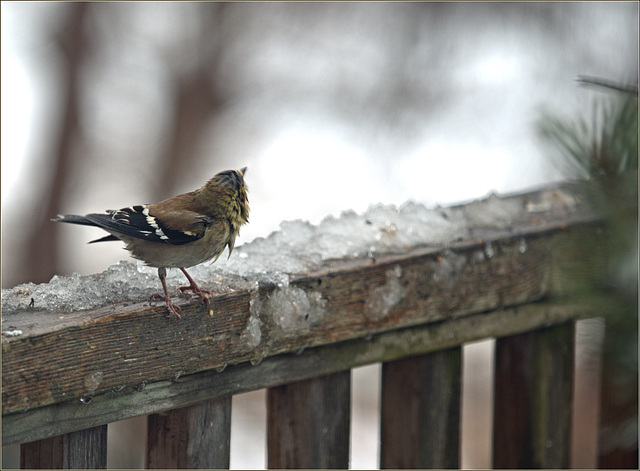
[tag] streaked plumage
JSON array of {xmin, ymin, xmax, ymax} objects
[{"xmin": 54, "ymin": 167, "xmax": 249, "ymax": 320}]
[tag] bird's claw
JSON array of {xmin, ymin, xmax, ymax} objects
[
  {"xmin": 179, "ymin": 285, "xmax": 214, "ymax": 313},
  {"xmin": 150, "ymin": 293, "xmax": 182, "ymax": 321}
]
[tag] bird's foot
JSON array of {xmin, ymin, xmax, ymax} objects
[
  {"xmin": 179, "ymin": 284, "xmax": 214, "ymax": 314},
  {"xmin": 150, "ymin": 293, "xmax": 182, "ymax": 321}
]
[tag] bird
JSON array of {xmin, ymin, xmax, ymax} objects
[{"xmin": 53, "ymin": 167, "xmax": 249, "ymax": 320}]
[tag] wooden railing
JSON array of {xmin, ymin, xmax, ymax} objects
[{"xmin": 1, "ymin": 183, "xmax": 621, "ymax": 468}]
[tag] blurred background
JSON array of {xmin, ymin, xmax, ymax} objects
[{"xmin": 2, "ymin": 2, "xmax": 637, "ymax": 469}]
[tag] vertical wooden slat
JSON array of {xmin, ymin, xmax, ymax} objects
[
  {"xmin": 380, "ymin": 347, "xmax": 462, "ymax": 469},
  {"xmin": 597, "ymin": 317, "xmax": 639, "ymax": 469},
  {"xmin": 63, "ymin": 425, "xmax": 108, "ymax": 469},
  {"xmin": 146, "ymin": 397, "xmax": 232, "ymax": 469},
  {"xmin": 20, "ymin": 425, "xmax": 107, "ymax": 469},
  {"xmin": 267, "ymin": 371, "xmax": 351, "ymax": 469},
  {"xmin": 21, "ymin": 435, "xmax": 64, "ymax": 469},
  {"xmin": 493, "ymin": 322, "xmax": 575, "ymax": 468}
]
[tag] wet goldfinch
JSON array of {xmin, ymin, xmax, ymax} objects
[{"xmin": 54, "ymin": 167, "xmax": 249, "ymax": 320}]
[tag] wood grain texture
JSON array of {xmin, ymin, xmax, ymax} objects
[
  {"xmin": 21, "ymin": 435, "xmax": 64, "ymax": 469},
  {"xmin": 146, "ymin": 396, "xmax": 231, "ymax": 469},
  {"xmin": 20, "ymin": 425, "xmax": 107, "ymax": 469},
  {"xmin": 3, "ymin": 184, "xmax": 609, "ymax": 453},
  {"xmin": 267, "ymin": 371, "xmax": 351, "ymax": 468},
  {"xmin": 2, "ymin": 217, "xmax": 602, "ymax": 418},
  {"xmin": 380, "ymin": 348, "xmax": 462, "ymax": 468},
  {"xmin": 3, "ymin": 298, "xmax": 604, "ymax": 446},
  {"xmin": 493, "ymin": 322, "xmax": 575, "ymax": 468},
  {"xmin": 597, "ymin": 313, "xmax": 639, "ymax": 469}
]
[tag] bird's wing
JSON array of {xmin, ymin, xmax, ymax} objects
[{"xmin": 84, "ymin": 205, "xmax": 214, "ymax": 246}]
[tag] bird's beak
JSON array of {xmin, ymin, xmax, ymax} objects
[{"xmin": 239, "ymin": 167, "xmax": 247, "ymax": 176}]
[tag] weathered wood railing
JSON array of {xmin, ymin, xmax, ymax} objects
[{"xmin": 1, "ymin": 183, "xmax": 621, "ymax": 468}]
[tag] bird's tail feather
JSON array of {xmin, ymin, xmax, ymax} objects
[
  {"xmin": 53, "ymin": 214, "xmax": 120, "ymax": 243},
  {"xmin": 52, "ymin": 214, "xmax": 97, "ymax": 226},
  {"xmin": 88, "ymin": 234, "xmax": 120, "ymax": 244}
]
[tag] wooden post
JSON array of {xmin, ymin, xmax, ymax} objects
[
  {"xmin": 21, "ymin": 436, "xmax": 64, "ymax": 469},
  {"xmin": 146, "ymin": 397, "xmax": 232, "ymax": 469},
  {"xmin": 597, "ymin": 316, "xmax": 639, "ymax": 468},
  {"xmin": 380, "ymin": 347, "xmax": 462, "ymax": 468},
  {"xmin": 267, "ymin": 371, "xmax": 351, "ymax": 468},
  {"xmin": 493, "ymin": 322, "xmax": 575, "ymax": 468},
  {"xmin": 20, "ymin": 425, "xmax": 107, "ymax": 469}
]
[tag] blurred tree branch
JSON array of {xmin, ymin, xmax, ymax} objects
[
  {"xmin": 537, "ymin": 76, "xmax": 638, "ymax": 468},
  {"xmin": 17, "ymin": 3, "xmax": 236, "ymax": 284},
  {"xmin": 153, "ymin": 2, "xmax": 230, "ymax": 199},
  {"xmin": 24, "ymin": 2, "xmax": 92, "ymax": 284}
]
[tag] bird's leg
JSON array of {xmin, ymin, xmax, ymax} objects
[
  {"xmin": 179, "ymin": 268, "xmax": 214, "ymax": 314},
  {"xmin": 150, "ymin": 267, "xmax": 181, "ymax": 320}
]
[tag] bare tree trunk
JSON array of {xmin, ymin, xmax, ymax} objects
[
  {"xmin": 22, "ymin": 2, "xmax": 91, "ymax": 284},
  {"xmin": 153, "ymin": 3, "xmax": 229, "ymax": 199}
]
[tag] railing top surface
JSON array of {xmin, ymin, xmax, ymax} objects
[
  {"xmin": 2, "ymin": 182, "xmax": 595, "ymax": 318},
  {"xmin": 2, "ymin": 182, "xmax": 607, "ymax": 444}
]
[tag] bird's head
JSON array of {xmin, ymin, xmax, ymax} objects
[{"xmin": 200, "ymin": 167, "xmax": 250, "ymax": 227}]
